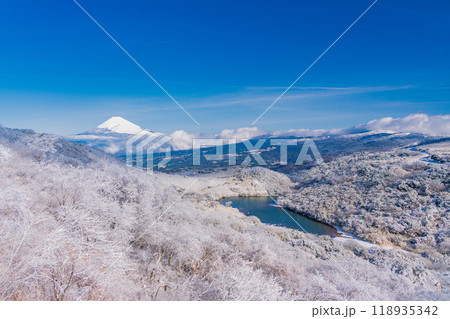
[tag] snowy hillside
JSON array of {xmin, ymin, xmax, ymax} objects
[
  {"xmin": 279, "ymin": 149, "xmax": 450, "ymax": 256},
  {"xmin": 1, "ymin": 124, "xmax": 447, "ymax": 300},
  {"xmin": 0, "ymin": 125, "xmax": 112, "ymax": 166}
]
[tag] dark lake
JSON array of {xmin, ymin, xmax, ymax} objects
[{"xmin": 220, "ymin": 196, "xmax": 339, "ymax": 237}]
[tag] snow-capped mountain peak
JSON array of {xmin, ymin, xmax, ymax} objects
[
  {"xmin": 68, "ymin": 117, "xmax": 159, "ymax": 155},
  {"xmin": 94, "ymin": 117, "xmax": 143, "ymax": 135}
]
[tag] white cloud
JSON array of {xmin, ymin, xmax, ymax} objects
[
  {"xmin": 102, "ymin": 144, "xmax": 121, "ymax": 155},
  {"xmin": 169, "ymin": 130, "xmax": 198, "ymax": 151},
  {"xmin": 265, "ymin": 113, "xmax": 450, "ymax": 138},
  {"xmin": 355, "ymin": 113, "xmax": 450, "ymax": 136},
  {"xmin": 168, "ymin": 127, "xmax": 267, "ymax": 151},
  {"xmin": 218, "ymin": 127, "xmax": 266, "ymax": 140},
  {"xmin": 68, "ymin": 134, "xmax": 118, "ymax": 141},
  {"xmin": 163, "ymin": 113, "xmax": 450, "ymax": 152}
]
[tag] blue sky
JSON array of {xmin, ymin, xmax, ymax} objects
[{"xmin": 0, "ymin": 0, "xmax": 449, "ymax": 135}]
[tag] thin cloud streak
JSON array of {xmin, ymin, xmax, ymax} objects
[{"xmin": 180, "ymin": 85, "xmax": 414, "ymax": 110}]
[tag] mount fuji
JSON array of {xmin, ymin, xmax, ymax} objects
[
  {"xmin": 68, "ymin": 117, "xmax": 161, "ymax": 155},
  {"xmin": 88, "ymin": 116, "xmax": 143, "ymax": 135}
]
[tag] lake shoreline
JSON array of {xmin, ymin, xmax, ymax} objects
[{"xmin": 220, "ymin": 196, "xmax": 343, "ymax": 238}]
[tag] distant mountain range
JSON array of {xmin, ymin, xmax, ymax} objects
[
  {"xmin": 67, "ymin": 113, "xmax": 450, "ymax": 157},
  {"xmin": 1, "ymin": 115, "xmax": 448, "ymax": 176}
]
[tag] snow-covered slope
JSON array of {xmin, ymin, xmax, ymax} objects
[
  {"xmin": 68, "ymin": 117, "xmax": 161, "ymax": 155},
  {"xmin": 0, "ymin": 125, "xmax": 113, "ymax": 166},
  {"xmin": 87, "ymin": 116, "xmax": 143, "ymax": 135},
  {"xmin": 0, "ymin": 143, "xmax": 11, "ymax": 161},
  {"xmin": 1, "ymin": 123, "xmax": 447, "ymax": 300}
]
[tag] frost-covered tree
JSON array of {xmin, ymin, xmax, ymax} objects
[{"xmin": 0, "ymin": 126, "xmax": 447, "ymax": 300}]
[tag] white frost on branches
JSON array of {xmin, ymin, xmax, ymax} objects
[{"xmin": 0, "ymin": 126, "xmax": 447, "ymax": 300}]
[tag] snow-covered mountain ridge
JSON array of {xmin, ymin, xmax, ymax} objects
[{"xmin": 0, "ymin": 125, "xmax": 113, "ymax": 166}]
